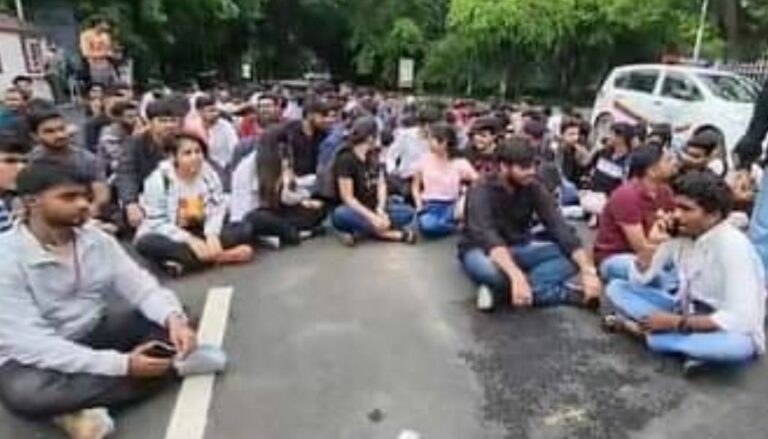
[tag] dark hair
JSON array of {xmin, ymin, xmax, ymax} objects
[
  {"xmin": 628, "ymin": 143, "xmax": 665, "ymax": 178},
  {"xmin": 146, "ymin": 97, "xmax": 180, "ymax": 120},
  {"xmin": 470, "ymin": 116, "xmax": 501, "ymax": 136},
  {"xmin": 672, "ymin": 170, "xmax": 732, "ymax": 217},
  {"xmin": 256, "ymin": 126, "xmax": 287, "ymax": 208},
  {"xmin": 560, "ymin": 118, "xmax": 581, "ymax": 135},
  {"xmin": 347, "ymin": 116, "xmax": 379, "ymax": 146},
  {"xmin": 0, "ymin": 131, "xmax": 30, "ymax": 155},
  {"xmin": 686, "ymin": 131, "xmax": 719, "ymax": 156},
  {"xmin": 169, "ymin": 132, "xmax": 208, "ymax": 159},
  {"xmin": 111, "ymin": 101, "xmax": 138, "ymax": 118},
  {"xmin": 12, "ymin": 75, "xmax": 32, "ymax": 85},
  {"xmin": 28, "ymin": 108, "xmax": 64, "ymax": 133},
  {"xmin": 610, "ymin": 122, "xmax": 635, "ymax": 149},
  {"xmin": 194, "ymin": 95, "xmax": 216, "ymax": 110},
  {"xmin": 429, "ymin": 122, "xmax": 459, "ymax": 158},
  {"xmin": 304, "ymin": 98, "xmax": 331, "ymax": 116},
  {"xmin": 649, "ymin": 123, "xmax": 672, "ymax": 145},
  {"xmin": 523, "ymin": 119, "xmax": 546, "ymax": 140},
  {"xmin": 497, "ymin": 137, "xmax": 536, "ymax": 167},
  {"xmin": 17, "ymin": 159, "xmax": 92, "ymax": 196},
  {"xmin": 417, "ymin": 106, "xmax": 442, "ymax": 125}
]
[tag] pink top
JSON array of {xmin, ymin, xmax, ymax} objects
[{"xmin": 415, "ymin": 153, "xmax": 478, "ymax": 201}]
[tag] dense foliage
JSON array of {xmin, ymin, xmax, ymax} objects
[{"xmin": 5, "ymin": 0, "xmax": 768, "ymax": 96}]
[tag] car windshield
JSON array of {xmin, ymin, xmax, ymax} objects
[{"xmin": 696, "ymin": 73, "xmax": 758, "ymax": 103}]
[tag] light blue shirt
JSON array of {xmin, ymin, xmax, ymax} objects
[{"xmin": 0, "ymin": 223, "xmax": 185, "ymax": 376}]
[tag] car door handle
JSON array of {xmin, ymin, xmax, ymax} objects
[{"xmin": 652, "ymin": 100, "xmax": 663, "ymax": 105}]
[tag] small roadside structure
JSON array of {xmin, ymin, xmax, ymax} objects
[{"xmin": 0, "ymin": 13, "xmax": 50, "ymax": 97}]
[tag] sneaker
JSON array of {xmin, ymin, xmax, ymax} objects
[
  {"xmin": 401, "ymin": 230, "xmax": 418, "ymax": 245},
  {"xmin": 682, "ymin": 359, "xmax": 707, "ymax": 377},
  {"xmin": 337, "ymin": 232, "xmax": 357, "ymax": 247},
  {"xmin": 476, "ymin": 285, "xmax": 495, "ymax": 312},
  {"xmin": 215, "ymin": 245, "xmax": 254, "ymax": 265},
  {"xmin": 160, "ymin": 260, "xmax": 185, "ymax": 278},
  {"xmin": 54, "ymin": 407, "xmax": 115, "ymax": 439}
]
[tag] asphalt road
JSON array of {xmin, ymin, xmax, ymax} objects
[{"xmin": 2, "ymin": 232, "xmax": 768, "ymax": 439}]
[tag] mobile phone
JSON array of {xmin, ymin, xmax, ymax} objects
[{"xmin": 146, "ymin": 342, "xmax": 177, "ymax": 359}]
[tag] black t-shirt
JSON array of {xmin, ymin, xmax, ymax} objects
[
  {"xmin": 464, "ymin": 147, "xmax": 499, "ymax": 176},
  {"xmin": 588, "ymin": 149, "xmax": 629, "ymax": 194},
  {"xmin": 558, "ymin": 144, "xmax": 584, "ymax": 184},
  {"xmin": 334, "ymin": 148, "xmax": 380, "ymax": 209},
  {"xmin": 282, "ymin": 120, "xmax": 326, "ymax": 177}
]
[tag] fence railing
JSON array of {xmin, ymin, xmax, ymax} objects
[{"xmin": 720, "ymin": 58, "xmax": 768, "ymax": 84}]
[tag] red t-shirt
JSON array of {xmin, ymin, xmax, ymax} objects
[{"xmin": 593, "ymin": 179, "xmax": 674, "ymax": 264}]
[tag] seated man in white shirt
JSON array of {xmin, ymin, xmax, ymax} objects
[
  {"xmin": 0, "ymin": 160, "xmax": 198, "ymax": 438},
  {"xmin": 602, "ymin": 171, "xmax": 766, "ymax": 374}
]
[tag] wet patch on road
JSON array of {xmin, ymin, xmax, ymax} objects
[{"xmin": 461, "ymin": 307, "xmax": 688, "ymax": 439}]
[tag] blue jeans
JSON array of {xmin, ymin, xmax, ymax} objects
[
  {"xmin": 560, "ymin": 179, "xmax": 581, "ymax": 206},
  {"xmin": 750, "ymin": 170, "xmax": 768, "ymax": 272},
  {"xmin": 460, "ymin": 241, "xmax": 578, "ymax": 306},
  {"xmin": 606, "ymin": 280, "xmax": 756, "ymax": 364},
  {"xmin": 332, "ymin": 199, "xmax": 414, "ymax": 237},
  {"xmin": 600, "ymin": 253, "xmax": 678, "ymax": 291},
  {"xmin": 418, "ymin": 200, "xmax": 457, "ymax": 238}
]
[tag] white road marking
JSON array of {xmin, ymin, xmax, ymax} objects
[{"xmin": 164, "ymin": 286, "xmax": 234, "ymax": 439}]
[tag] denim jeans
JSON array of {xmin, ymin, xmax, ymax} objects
[
  {"xmin": 560, "ymin": 179, "xmax": 581, "ymax": 206},
  {"xmin": 750, "ymin": 170, "xmax": 768, "ymax": 272},
  {"xmin": 332, "ymin": 198, "xmax": 415, "ymax": 237},
  {"xmin": 418, "ymin": 200, "xmax": 457, "ymax": 238},
  {"xmin": 600, "ymin": 253, "xmax": 678, "ymax": 291},
  {"xmin": 605, "ymin": 279, "xmax": 756, "ymax": 364},
  {"xmin": 460, "ymin": 241, "xmax": 578, "ymax": 306}
]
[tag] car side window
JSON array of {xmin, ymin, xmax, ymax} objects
[
  {"xmin": 614, "ymin": 70, "xmax": 659, "ymax": 94},
  {"xmin": 661, "ymin": 73, "xmax": 703, "ymax": 102}
]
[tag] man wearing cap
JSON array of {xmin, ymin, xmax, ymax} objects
[{"xmin": 0, "ymin": 159, "xmax": 197, "ymax": 438}]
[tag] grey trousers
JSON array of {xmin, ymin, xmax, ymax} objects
[{"xmin": 0, "ymin": 311, "xmax": 176, "ymax": 419}]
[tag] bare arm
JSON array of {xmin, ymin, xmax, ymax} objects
[
  {"xmin": 339, "ymin": 177, "xmax": 378, "ymax": 222},
  {"xmin": 411, "ymin": 170, "xmax": 424, "ymax": 211}
]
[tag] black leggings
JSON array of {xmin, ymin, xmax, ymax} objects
[
  {"xmin": 0, "ymin": 311, "xmax": 174, "ymax": 419},
  {"xmin": 243, "ymin": 206, "xmax": 326, "ymax": 246},
  {"xmin": 135, "ymin": 223, "xmax": 251, "ymax": 272}
]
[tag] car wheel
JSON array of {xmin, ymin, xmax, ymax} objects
[{"xmin": 592, "ymin": 113, "xmax": 613, "ymax": 149}]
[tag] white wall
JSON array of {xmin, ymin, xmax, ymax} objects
[{"xmin": 0, "ymin": 31, "xmax": 51, "ymax": 99}]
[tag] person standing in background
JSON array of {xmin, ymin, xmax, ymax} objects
[{"xmin": 80, "ymin": 18, "xmax": 117, "ymax": 87}]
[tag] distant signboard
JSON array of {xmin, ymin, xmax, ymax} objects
[{"xmin": 398, "ymin": 58, "xmax": 414, "ymax": 89}]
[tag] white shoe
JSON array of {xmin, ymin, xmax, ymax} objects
[
  {"xmin": 54, "ymin": 407, "xmax": 115, "ymax": 439},
  {"xmin": 476, "ymin": 285, "xmax": 495, "ymax": 312}
]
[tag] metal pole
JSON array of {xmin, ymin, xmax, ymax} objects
[
  {"xmin": 14, "ymin": 0, "xmax": 24, "ymax": 21},
  {"xmin": 693, "ymin": 0, "xmax": 710, "ymax": 61}
]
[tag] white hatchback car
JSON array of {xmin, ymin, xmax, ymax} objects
[{"xmin": 591, "ymin": 63, "xmax": 759, "ymax": 157}]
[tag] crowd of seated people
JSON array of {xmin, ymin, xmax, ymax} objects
[{"xmin": 0, "ymin": 79, "xmax": 767, "ymax": 437}]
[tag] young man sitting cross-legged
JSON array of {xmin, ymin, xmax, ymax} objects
[
  {"xmin": 0, "ymin": 160, "xmax": 198, "ymax": 438},
  {"xmin": 458, "ymin": 137, "xmax": 603, "ymax": 312},
  {"xmin": 602, "ymin": 171, "xmax": 766, "ymax": 374}
]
